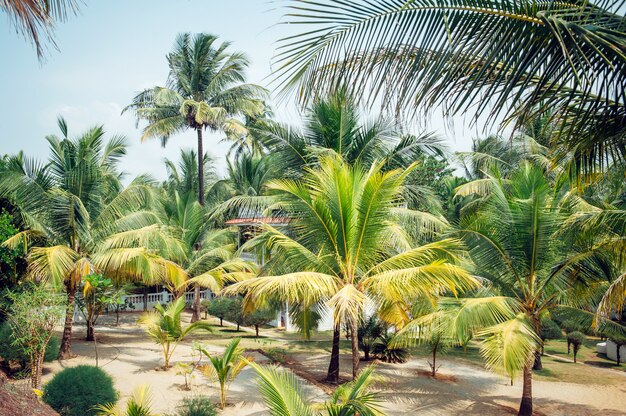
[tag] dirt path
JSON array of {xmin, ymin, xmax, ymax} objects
[{"xmin": 28, "ymin": 315, "xmax": 626, "ymax": 415}]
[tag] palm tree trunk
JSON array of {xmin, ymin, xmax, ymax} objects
[
  {"xmin": 326, "ymin": 323, "xmax": 340, "ymax": 383},
  {"xmin": 532, "ymin": 316, "xmax": 543, "ymax": 370},
  {"xmin": 58, "ymin": 283, "xmax": 76, "ymax": 360},
  {"xmin": 518, "ymin": 362, "xmax": 533, "ymax": 416},
  {"xmin": 350, "ymin": 319, "xmax": 360, "ymax": 379},
  {"xmin": 191, "ymin": 126, "xmax": 205, "ymax": 323}
]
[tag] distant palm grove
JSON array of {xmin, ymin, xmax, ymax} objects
[{"xmin": 0, "ymin": 1, "xmax": 625, "ymax": 416}]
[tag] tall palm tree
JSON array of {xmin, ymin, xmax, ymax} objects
[
  {"xmin": 126, "ymin": 33, "xmax": 267, "ymax": 322},
  {"xmin": 273, "ymin": 0, "xmax": 626, "ymax": 174},
  {"xmin": 163, "ymin": 148, "xmax": 217, "ymax": 202},
  {"xmin": 0, "ymin": 118, "xmax": 186, "ymax": 359},
  {"xmin": 224, "ymin": 154, "xmax": 477, "ymax": 382},
  {"xmin": 446, "ymin": 162, "xmax": 613, "ymax": 415},
  {"xmin": 125, "ymin": 32, "xmax": 267, "ymax": 206}
]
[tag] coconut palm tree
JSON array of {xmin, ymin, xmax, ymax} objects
[
  {"xmin": 197, "ymin": 338, "xmax": 249, "ymax": 409},
  {"xmin": 224, "ymin": 154, "xmax": 477, "ymax": 382},
  {"xmin": 0, "ymin": 117, "xmax": 187, "ymax": 359},
  {"xmin": 445, "ymin": 162, "xmax": 615, "ymax": 415},
  {"xmin": 158, "ymin": 190, "xmax": 256, "ymax": 298},
  {"xmin": 126, "ymin": 33, "xmax": 267, "ymax": 321},
  {"xmin": 273, "ymin": 0, "xmax": 626, "ymax": 174},
  {"xmin": 139, "ymin": 297, "xmax": 212, "ymax": 369},
  {"xmin": 163, "ymin": 148, "xmax": 218, "ymax": 202},
  {"xmin": 125, "ymin": 32, "xmax": 267, "ymax": 207},
  {"xmin": 250, "ymin": 361, "xmax": 384, "ymax": 416}
]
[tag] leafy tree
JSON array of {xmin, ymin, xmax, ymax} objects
[
  {"xmin": 225, "ymin": 154, "xmax": 476, "ymax": 382},
  {"xmin": 539, "ymin": 318, "xmax": 562, "ymax": 355},
  {"xmin": 224, "ymin": 297, "xmax": 244, "ymax": 331},
  {"xmin": 243, "ymin": 307, "xmax": 276, "ymax": 337},
  {"xmin": 6, "ymin": 285, "xmax": 64, "ymax": 388},
  {"xmin": 566, "ymin": 332, "xmax": 586, "ymax": 363},
  {"xmin": 138, "ymin": 297, "xmax": 212, "ymax": 368},
  {"xmin": 197, "ymin": 338, "xmax": 249, "ymax": 409},
  {"xmin": 249, "ymin": 361, "xmax": 383, "ymax": 416},
  {"xmin": 204, "ymin": 297, "xmax": 235, "ymax": 326},
  {"xmin": 0, "ymin": 118, "xmax": 187, "ymax": 359},
  {"xmin": 95, "ymin": 385, "xmax": 157, "ymax": 416},
  {"xmin": 274, "ymin": 0, "xmax": 626, "ymax": 173},
  {"xmin": 77, "ymin": 273, "xmax": 116, "ymax": 341}
]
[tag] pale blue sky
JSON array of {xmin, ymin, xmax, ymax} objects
[{"xmin": 0, "ymin": 0, "xmax": 480, "ymax": 180}]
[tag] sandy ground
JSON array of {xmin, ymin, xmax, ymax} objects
[{"xmin": 28, "ymin": 314, "xmax": 626, "ymax": 415}]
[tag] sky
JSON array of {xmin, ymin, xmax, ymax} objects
[{"xmin": 0, "ymin": 0, "xmax": 484, "ymax": 181}]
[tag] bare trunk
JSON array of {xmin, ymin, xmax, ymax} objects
[
  {"xmin": 533, "ymin": 350, "xmax": 543, "ymax": 371},
  {"xmin": 86, "ymin": 321, "xmax": 95, "ymax": 342},
  {"xmin": 326, "ymin": 323, "xmax": 340, "ymax": 383},
  {"xmin": 364, "ymin": 347, "xmax": 370, "ymax": 361},
  {"xmin": 532, "ymin": 316, "xmax": 543, "ymax": 370},
  {"xmin": 58, "ymin": 284, "xmax": 76, "ymax": 360},
  {"xmin": 431, "ymin": 348, "xmax": 437, "ymax": 376},
  {"xmin": 518, "ymin": 362, "xmax": 533, "ymax": 416},
  {"xmin": 350, "ymin": 319, "xmax": 360, "ymax": 380},
  {"xmin": 30, "ymin": 350, "xmax": 45, "ymax": 389},
  {"xmin": 191, "ymin": 127, "xmax": 205, "ymax": 323},
  {"xmin": 255, "ymin": 325, "xmax": 259, "ymax": 338},
  {"xmin": 220, "ymin": 317, "xmax": 223, "ymax": 326},
  {"xmin": 191, "ymin": 285, "xmax": 201, "ymax": 323}
]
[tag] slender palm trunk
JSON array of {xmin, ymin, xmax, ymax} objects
[
  {"xmin": 191, "ymin": 127, "xmax": 204, "ymax": 323},
  {"xmin": 350, "ymin": 319, "xmax": 360, "ymax": 379},
  {"xmin": 326, "ymin": 323, "xmax": 341, "ymax": 383},
  {"xmin": 58, "ymin": 284, "xmax": 76, "ymax": 359},
  {"xmin": 30, "ymin": 349, "xmax": 45, "ymax": 389},
  {"xmin": 518, "ymin": 362, "xmax": 533, "ymax": 416},
  {"xmin": 532, "ymin": 316, "xmax": 543, "ymax": 370}
]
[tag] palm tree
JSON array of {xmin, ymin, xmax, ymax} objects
[
  {"xmin": 139, "ymin": 297, "xmax": 213, "ymax": 369},
  {"xmin": 125, "ymin": 32, "xmax": 267, "ymax": 206},
  {"xmin": 1, "ymin": 0, "xmax": 80, "ymax": 58},
  {"xmin": 447, "ymin": 162, "xmax": 614, "ymax": 415},
  {"xmin": 250, "ymin": 361, "xmax": 384, "ymax": 416},
  {"xmin": 273, "ymin": 0, "xmax": 626, "ymax": 173},
  {"xmin": 254, "ymin": 89, "xmax": 446, "ymax": 177},
  {"xmin": 126, "ymin": 33, "xmax": 266, "ymax": 322},
  {"xmin": 95, "ymin": 385, "xmax": 157, "ymax": 416},
  {"xmin": 158, "ymin": 190, "xmax": 256, "ymax": 298},
  {"xmin": 0, "ymin": 118, "xmax": 187, "ymax": 359},
  {"xmin": 197, "ymin": 338, "xmax": 249, "ymax": 409},
  {"xmin": 163, "ymin": 148, "xmax": 217, "ymax": 202},
  {"xmin": 224, "ymin": 154, "xmax": 477, "ymax": 382}
]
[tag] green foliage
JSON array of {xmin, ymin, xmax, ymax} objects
[
  {"xmin": 357, "ymin": 315, "xmax": 385, "ymax": 361},
  {"xmin": 567, "ymin": 331, "xmax": 586, "ymax": 362},
  {"xmin": 204, "ymin": 297, "xmax": 234, "ymax": 326},
  {"xmin": 197, "ymin": 338, "xmax": 249, "ymax": 409},
  {"xmin": 95, "ymin": 385, "xmax": 156, "ymax": 416},
  {"xmin": 0, "ymin": 322, "xmax": 60, "ymax": 368},
  {"xmin": 173, "ymin": 396, "xmax": 218, "ymax": 416},
  {"xmin": 224, "ymin": 297, "xmax": 244, "ymax": 331},
  {"xmin": 540, "ymin": 318, "xmax": 562, "ymax": 342},
  {"xmin": 243, "ymin": 307, "xmax": 276, "ymax": 337},
  {"xmin": 44, "ymin": 365, "xmax": 117, "ymax": 416},
  {"xmin": 373, "ymin": 334, "xmax": 409, "ymax": 364}
]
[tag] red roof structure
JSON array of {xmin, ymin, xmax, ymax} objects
[{"xmin": 224, "ymin": 217, "xmax": 289, "ymax": 226}]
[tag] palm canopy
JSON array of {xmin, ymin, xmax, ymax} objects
[
  {"xmin": 163, "ymin": 148, "xmax": 218, "ymax": 202},
  {"xmin": 254, "ymin": 89, "xmax": 446, "ymax": 176},
  {"xmin": 0, "ymin": 118, "xmax": 186, "ymax": 357},
  {"xmin": 158, "ymin": 191, "xmax": 256, "ymax": 295},
  {"xmin": 224, "ymin": 153, "xmax": 477, "ymax": 378},
  {"xmin": 273, "ymin": 0, "xmax": 626, "ymax": 173},
  {"xmin": 125, "ymin": 32, "xmax": 267, "ymax": 145},
  {"xmin": 448, "ymin": 161, "xmax": 618, "ymax": 415}
]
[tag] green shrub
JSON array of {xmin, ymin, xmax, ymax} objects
[
  {"xmin": 566, "ymin": 331, "xmax": 586, "ymax": 363},
  {"xmin": 373, "ymin": 334, "xmax": 409, "ymax": 363},
  {"xmin": 174, "ymin": 396, "xmax": 218, "ymax": 416},
  {"xmin": 43, "ymin": 365, "xmax": 117, "ymax": 416},
  {"xmin": 0, "ymin": 322, "xmax": 59, "ymax": 369}
]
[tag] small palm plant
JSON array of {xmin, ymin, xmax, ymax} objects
[
  {"xmin": 95, "ymin": 385, "xmax": 157, "ymax": 416},
  {"xmin": 197, "ymin": 338, "xmax": 250, "ymax": 409},
  {"xmin": 250, "ymin": 361, "xmax": 383, "ymax": 416},
  {"xmin": 139, "ymin": 297, "xmax": 212, "ymax": 369}
]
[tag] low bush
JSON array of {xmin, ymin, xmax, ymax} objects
[
  {"xmin": 173, "ymin": 396, "xmax": 218, "ymax": 416},
  {"xmin": 43, "ymin": 365, "xmax": 117, "ymax": 416},
  {"xmin": 373, "ymin": 334, "xmax": 410, "ymax": 363},
  {"xmin": 0, "ymin": 322, "xmax": 59, "ymax": 373}
]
